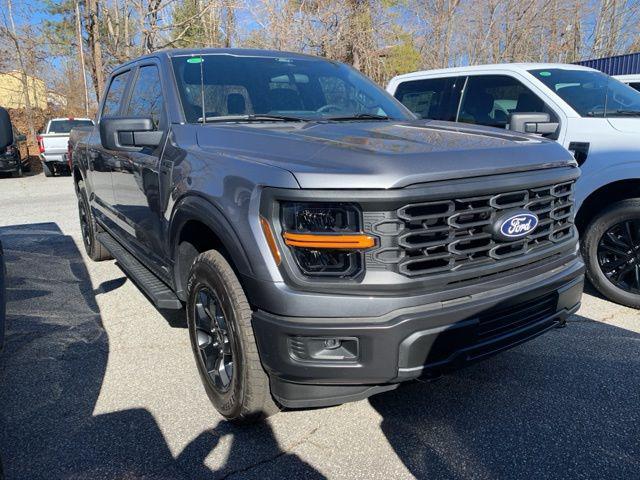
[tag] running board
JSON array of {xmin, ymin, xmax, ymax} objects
[{"xmin": 97, "ymin": 232, "xmax": 182, "ymax": 309}]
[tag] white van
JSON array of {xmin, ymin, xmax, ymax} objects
[{"xmin": 388, "ymin": 64, "xmax": 640, "ymax": 308}]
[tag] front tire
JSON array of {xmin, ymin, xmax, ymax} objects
[
  {"xmin": 582, "ymin": 199, "xmax": 640, "ymax": 309},
  {"xmin": 186, "ymin": 250, "xmax": 279, "ymax": 423},
  {"xmin": 76, "ymin": 181, "xmax": 112, "ymax": 261}
]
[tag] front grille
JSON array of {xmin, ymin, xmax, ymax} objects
[{"xmin": 368, "ymin": 181, "xmax": 575, "ymax": 279}]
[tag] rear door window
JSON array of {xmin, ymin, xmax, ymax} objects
[
  {"xmin": 393, "ymin": 77, "xmax": 462, "ymax": 121},
  {"xmin": 458, "ymin": 75, "xmax": 556, "ymax": 129},
  {"xmin": 102, "ymin": 71, "xmax": 131, "ymax": 118},
  {"xmin": 125, "ymin": 65, "xmax": 164, "ymax": 128},
  {"xmin": 47, "ymin": 119, "xmax": 94, "ymax": 134},
  {"xmin": 628, "ymin": 82, "xmax": 640, "ymax": 92}
]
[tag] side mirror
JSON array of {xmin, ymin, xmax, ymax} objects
[
  {"xmin": 99, "ymin": 117, "xmax": 163, "ymax": 151},
  {"xmin": 0, "ymin": 107, "xmax": 14, "ymax": 150},
  {"xmin": 508, "ymin": 113, "xmax": 558, "ymax": 135}
]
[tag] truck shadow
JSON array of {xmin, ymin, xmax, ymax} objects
[
  {"xmin": 369, "ymin": 315, "xmax": 640, "ymax": 479},
  {"xmin": 0, "ymin": 223, "xmax": 323, "ymax": 479}
]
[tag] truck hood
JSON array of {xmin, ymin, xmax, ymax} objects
[
  {"xmin": 196, "ymin": 120, "xmax": 574, "ymax": 189},
  {"xmin": 607, "ymin": 117, "xmax": 640, "ymax": 134}
]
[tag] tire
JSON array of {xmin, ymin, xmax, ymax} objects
[
  {"xmin": 187, "ymin": 249, "xmax": 279, "ymax": 424},
  {"xmin": 76, "ymin": 181, "xmax": 112, "ymax": 261},
  {"xmin": 43, "ymin": 163, "xmax": 53, "ymax": 177},
  {"xmin": 12, "ymin": 163, "xmax": 22, "ymax": 178},
  {"xmin": 582, "ymin": 199, "xmax": 640, "ymax": 309}
]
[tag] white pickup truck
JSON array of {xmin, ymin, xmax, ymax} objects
[
  {"xmin": 37, "ymin": 117, "xmax": 94, "ymax": 176},
  {"xmin": 615, "ymin": 75, "xmax": 640, "ymax": 92},
  {"xmin": 388, "ymin": 64, "xmax": 640, "ymax": 309}
]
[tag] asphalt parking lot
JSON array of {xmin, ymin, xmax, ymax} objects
[{"xmin": 0, "ymin": 172, "xmax": 639, "ymax": 480}]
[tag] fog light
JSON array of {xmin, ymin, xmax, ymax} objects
[
  {"xmin": 324, "ymin": 338, "xmax": 341, "ymax": 349},
  {"xmin": 289, "ymin": 336, "xmax": 358, "ymax": 361}
]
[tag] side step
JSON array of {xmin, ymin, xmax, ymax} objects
[{"xmin": 97, "ymin": 232, "xmax": 182, "ymax": 309}]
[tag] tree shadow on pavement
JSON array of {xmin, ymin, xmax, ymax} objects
[
  {"xmin": 370, "ymin": 314, "xmax": 640, "ymax": 479},
  {"xmin": 0, "ymin": 223, "xmax": 323, "ymax": 480}
]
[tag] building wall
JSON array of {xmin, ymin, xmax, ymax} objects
[
  {"xmin": 575, "ymin": 52, "xmax": 640, "ymax": 76},
  {"xmin": 0, "ymin": 72, "xmax": 47, "ymax": 110}
]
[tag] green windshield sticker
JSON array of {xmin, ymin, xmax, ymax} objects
[
  {"xmin": 539, "ymin": 71, "xmax": 551, "ymax": 77},
  {"xmin": 187, "ymin": 57, "xmax": 203, "ymax": 64}
]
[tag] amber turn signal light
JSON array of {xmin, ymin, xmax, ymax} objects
[
  {"xmin": 260, "ymin": 216, "xmax": 282, "ymax": 265},
  {"xmin": 283, "ymin": 232, "xmax": 375, "ymax": 250}
]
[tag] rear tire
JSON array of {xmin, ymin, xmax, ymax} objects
[
  {"xmin": 186, "ymin": 249, "xmax": 279, "ymax": 424},
  {"xmin": 77, "ymin": 181, "xmax": 112, "ymax": 261},
  {"xmin": 43, "ymin": 163, "xmax": 53, "ymax": 177},
  {"xmin": 582, "ymin": 199, "xmax": 640, "ymax": 309}
]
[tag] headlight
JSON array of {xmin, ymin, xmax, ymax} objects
[{"xmin": 279, "ymin": 202, "xmax": 375, "ymax": 278}]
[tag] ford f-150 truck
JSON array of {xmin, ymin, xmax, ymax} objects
[
  {"xmin": 69, "ymin": 49, "xmax": 584, "ymax": 423},
  {"xmin": 38, "ymin": 117, "xmax": 94, "ymax": 176}
]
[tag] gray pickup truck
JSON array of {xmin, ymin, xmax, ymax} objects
[{"xmin": 69, "ymin": 49, "xmax": 584, "ymax": 423}]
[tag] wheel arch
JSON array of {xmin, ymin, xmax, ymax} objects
[
  {"xmin": 576, "ymin": 179, "xmax": 640, "ymax": 234},
  {"xmin": 169, "ymin": 195, "xmax": 254, "ymax": 301}
]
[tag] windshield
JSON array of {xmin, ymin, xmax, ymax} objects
[
  {"xmin": 171, "ymin": 54, "xmax": 412, "ymax": 123},
  {"xmin": 530, "ymin": 68, "xmax": 640, "ymax": 117},
  {"xmin": 48, "ymin": 119, "xmax": 94, "ymax": 134}
]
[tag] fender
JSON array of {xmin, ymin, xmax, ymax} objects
[
  {"xmin": 575, "ymin": 161, "xmax": 640, "ymax": 210},
  {"xmin": 168, "ymin": 194, "xmax": 254, "ymax": 295}
]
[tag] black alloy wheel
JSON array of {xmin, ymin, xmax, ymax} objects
[
  {"xmin": 582, "ymin": 199, "xmax": 640, "ymax": 309},
  {"xmin": 193, "ymin": 287, "xmax": 234, "ymax": 393},
  {"xmin": 597, "ymin": 219, "xmax": 640, "ymax": 295},
  {"xmin": 76, "ymin": 180, "xmax": 112, "ymax": 261},
  {"xmin": 78, "ymin": 196, "xmax": 93, "ymax": 252},
  {"xmin": 186, "ymin": 249, "xmax": 278, "ymax": 423}
]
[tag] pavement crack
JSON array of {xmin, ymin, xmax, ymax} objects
[{"xmin": 219, "ymin": 426, "xmax": 321, "ymax": 479}]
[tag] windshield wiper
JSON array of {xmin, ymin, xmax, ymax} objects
[
  {"xmin": 325, "ymin": 113, "xmax": 389, "ymax": 121},
  {"xmin": 199, "ymin": 114, "xmax": 306, "ymax": 123},
  {"xmin": 586, "ymin": 109, "xmax": 640, "ymax": 117},
  {"xmin": 607, "ymin": 109, "xmax": 640, "ymax": 117}
]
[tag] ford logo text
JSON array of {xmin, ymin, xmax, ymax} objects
[{"xmin": 494, "ymin": 211, "xmax": 539, "ymax": 241}]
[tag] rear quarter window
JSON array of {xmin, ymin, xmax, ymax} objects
[
  {"xmin": 393, "ymin": 77, "xmax": 460, "ymax": 121},
  {"xmin": 48, "ymin": 120, "xmax": 94, "ymax": 134}
]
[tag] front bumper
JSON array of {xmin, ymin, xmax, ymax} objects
[{"xmin": 252, "ymin": 258, "xmax": 584, "ymax": 408}]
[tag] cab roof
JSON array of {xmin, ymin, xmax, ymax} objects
[
  {"xmin": 391, "ymin": 63, "xmax": 599, "ymax": 83},
  {"xmin": 117, "ymin": 48, "xmax": 326, "ymax": 69}
]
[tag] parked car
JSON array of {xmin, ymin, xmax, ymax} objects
[
  {"xmin": 0, "ymin": 106, "xmax": 11, "ymax": 350},
  {"xmin": 70, "ymin": 49, "xmax": 584, "ymax": 423},
  {"xmin": 388, "ymin": 63, "xmax": 640, "ymax": 308},
  {"xmin": 614, "ymin": 74, "xmax": 640, "ymax": 92},
  {"xmin": 0, "ymin": 124, "xmax": 29, "ymax": 177},
  {"xmin": 37, "ymin": 117, "xmax": 94, "ymax": 176}
]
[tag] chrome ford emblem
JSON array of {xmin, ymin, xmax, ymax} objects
[{"xmin": 493, "ymin": 210, "xmax": 539, "ymax": 241}]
